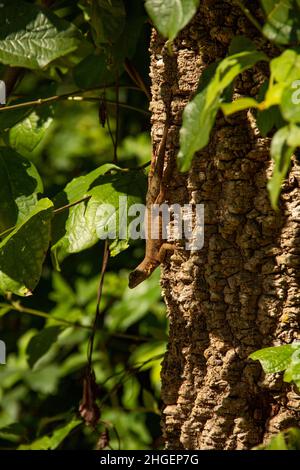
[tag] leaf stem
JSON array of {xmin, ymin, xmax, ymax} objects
[{"xmin": 235, "ymin": 0, "xmax": 264, "ymax": 35}]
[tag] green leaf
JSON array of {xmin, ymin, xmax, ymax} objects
[
  {"xmin": 0, "ymin": 0, "xmax": 81, "ymax": 69},
  {"xmin": 0, "ymin": 147, "xmax": 43, "ymax": 233},
  {"xmin": 283, "ymin": 347, "xmax": 300, "ymax": 389},
  {"xmin": 24, "ymin": 364, "xmax": 60, "ymax": 394},
  {"xmin": 0, "ymin": 107, "xmax": 33, "ymax": 132},
  {"xmin": 89, "ymin": 0, "xmax": 126, "ymax": 46},
  {"xmin": 106, "ymin": 269, "xmax": 162, "ymax": 332},
  {"xmin": 89, "ymin": 169, "xmax": 147, "ymax": 254},
  {"xmin": 261, "ymin": 0, "xmax": 300, "ymax": 45},
  {"xmin": 111, "ymin": 8, "xmax": 146, "ymax": 64},
  {"xmin": 8, "ymin": 107, "xmax": 54, "ymax": 157},
  {"xmin": 0, "ymin": 198, "xmax": 53, "ymax": 296},
  {"xmin": 178, "ymin": 49, "xmax": 268, "ymax": 171},
  {"xmin": 261, "ymin": 431, "xmax": 289, "ymax": 450},
  {"xmin": 257, "ymin": 106, "xmax": 285, "ymax": 137},
  {"xmin": 0, "ymin": 423, "xmax": 26, "ymax": 443},
  {"xmin": 249, "ymin": 343, "xmax": 299, "ymax": 373},
  {"xmin": 228, "ymin": 36, "xmax": 258, "ymax": 54},
  {"xmin": 145, "ymin": 0, "xmax": 199, "ymax": 41},
  {"xmin": 270, "ymin": 49, "xmax": 300, "ymax": 84},
  {"xmin": 18, "ymin": 418, "xmax": 81, "ymax": 450},
  {"xmin": 142, "ymin": 389, "xmax": 159, "ymax": 413},
  {"xmin": 267, "ymin": 125, "xmax": 299, "ymax": 209},
  {"xmin": 26, "ymin": 326, "xmax": 61, "ymax": 369},
  {"xmin": 281, "ymin": 81, "xmax": 300, "ymax": 123}
]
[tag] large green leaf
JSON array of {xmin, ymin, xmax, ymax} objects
[
  {"xmin": 0, "ymin": 198, "xmax": 53, "ymax": 296},
  {"xmin": 145, "ymin": 0, "xmax": 199, "ymax": 41},
  {"xmin": 26, "ymin": 326, "xmax": 62, "ymax": 369},
  {"xmin": 18, "ymin": 418, "xmax": 81, "ymax": 450},
  {"xmin": 261, "ymin": 0, "xmax": 300, "ymax": 45},
  {"xmin": 249, "ymin": 343, "xmax": 299, "ymax": 373},
  {"xmin": 178, "ymin": 49, "xmax": 268, "ymax": 171},
  {"xmin": 0, "ymin": 0, "xmax": 81, "ymax": 69},
  {"xmin": 51, "ymin": 165, "xmax": 146, "ymax": 267},
  {"xmin": 0, "ymin": 147, "xmax": 43, "ymax": 233}
]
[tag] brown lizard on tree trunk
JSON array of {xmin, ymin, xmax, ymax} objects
[{"xmin": 128, "ymin": 101, "xmax": 175, "ymax": 288}]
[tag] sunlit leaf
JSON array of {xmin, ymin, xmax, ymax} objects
[
  {"xmin": 18, "ymin": 418, "xmax": 81, "ymax": 450},
  {"xmin": 261, "ymin": 0, "xmax": 300, "ymax": 45},
  {"xmin": 0, "ymin": 198, "xmax": 53, "ymax": 296},
  {"xmin": 26, "ymin": 326, "xmax": 62, "ymax": 369}
]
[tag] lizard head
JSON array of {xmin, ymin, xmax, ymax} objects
[{"xmin": 128, "ymin": 268, "xmax": 148, "ymax": 289}]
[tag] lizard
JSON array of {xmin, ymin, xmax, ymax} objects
[{"xmin": 128, "ymin": 100, "xmax": 176, "ymax": 289}]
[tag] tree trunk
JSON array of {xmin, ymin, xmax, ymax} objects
[{"xmin": 149, "ymin": 0, "xmax": 300, "ymax": 450}]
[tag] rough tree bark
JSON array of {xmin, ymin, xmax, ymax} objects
[{"xmin": 149, "ymin": 0, "xmax": 300, "ymax": 450}]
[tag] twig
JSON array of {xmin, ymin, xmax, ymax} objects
[{"xmin": 53, "ymin": 196, "xmax": 91, "ymax": 214}]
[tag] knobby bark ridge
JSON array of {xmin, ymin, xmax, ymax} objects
[{"xmin": 149, "ymin": 0, "xmax": 300, "ymax": 449}]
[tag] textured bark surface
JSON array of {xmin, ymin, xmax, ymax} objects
[{"xmin": 149, "ymin": 0, "xmax": 300, "ymax": 450}]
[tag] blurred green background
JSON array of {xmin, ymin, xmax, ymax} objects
[{"xmin": 0, "ymin": 0, "xmax": 168, "ymax": 450}]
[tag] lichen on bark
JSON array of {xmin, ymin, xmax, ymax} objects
[{"xmin": 149, "ymin": 0, "xmax": 300, "ymax": 450}]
